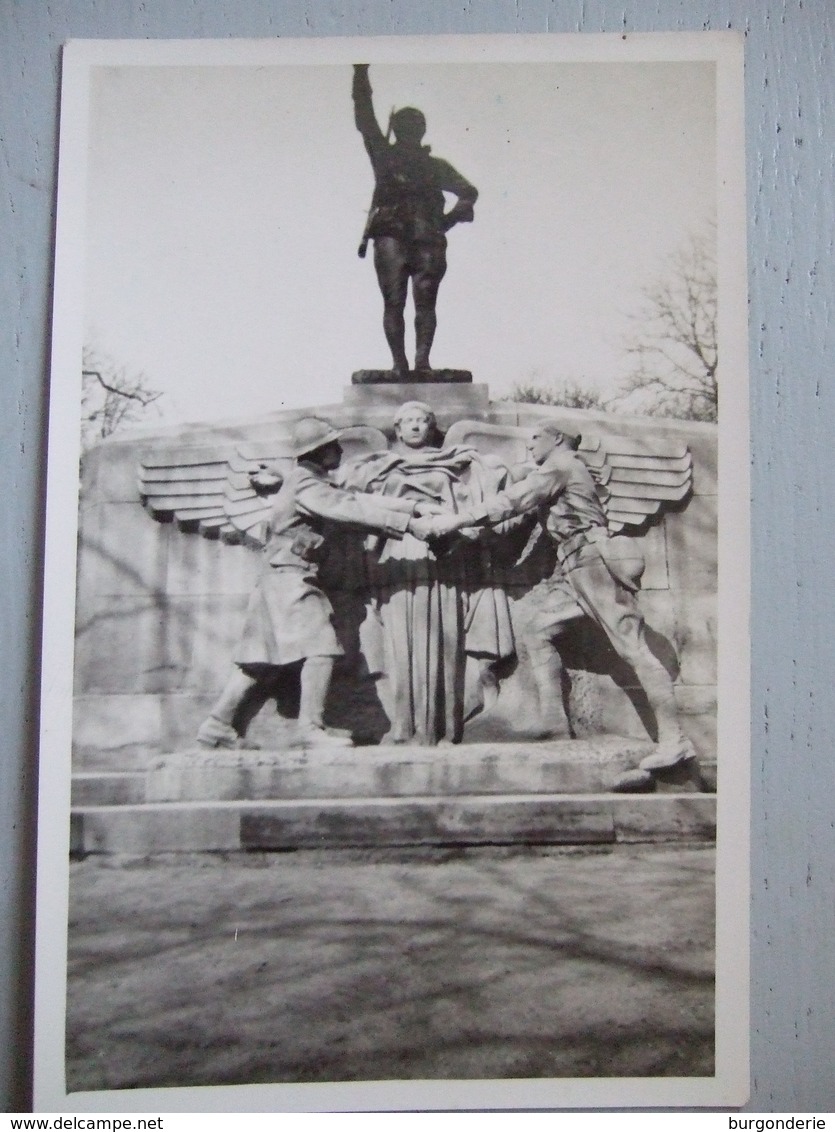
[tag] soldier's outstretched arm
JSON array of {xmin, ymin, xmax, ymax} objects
[
  {"xmin": 295, "ymin": 469, "xmax": 418, "ymax": 538},
  {"xmin": 482, "ymin": 464, "xmax": 567, "ymax": 520},
  {"xmin": 428, "ymin": 465, "xmax": 567, "ymax": 536}
]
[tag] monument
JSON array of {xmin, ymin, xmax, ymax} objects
[
  {"xmin": 70, "ymin": 393, "xmax": 716, "ymax": 852},
  {"xmin": 137, "ymin": 404, "xmax": 699, "ymax": 769},
  {"xmin": 69, "ymin": 64, "xmax": 718, "ymax": 853}
]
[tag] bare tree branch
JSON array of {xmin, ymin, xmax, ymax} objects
[
  {"xmin": 81, "ymin": 347, "xmax": 164, "ymax": 452},
  {"xmin": 612, "ymin": 227, "xmax": 718, "ymax": 423},
  {"xmin": 83, "ymin": 369, "xmax": 163, "ymax": 407}
]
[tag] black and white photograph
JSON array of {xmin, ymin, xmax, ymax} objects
[{"xmin": 34, "ymin": 32, "xmax": 749, "ymax": 1111}]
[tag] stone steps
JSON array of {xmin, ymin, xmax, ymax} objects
[
  {"xmin": 71, "ymin": 771, "xmax": 147, "ymax": 806},
  {"xmin": 70, "ymin": 793, "xmax": 716, "ymax": 855},
  {"xmin": 69, "ymin": 737, "xmax": 716, "ymax": 854}
]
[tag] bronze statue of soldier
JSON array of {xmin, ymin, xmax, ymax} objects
[{"xmin": 352, "ymin": 63, "xmax": 478, "ymax": 378}]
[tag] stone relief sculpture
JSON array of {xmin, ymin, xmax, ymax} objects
[
  {"xmin": 352, "ymin": 64, "xmax": 478, "ymax": 379},
  {"xmin": 419, "ymin": 420, "xmax": 696, "ymax": 772},
  {"xmin": 139, "ymin": 411, "xmax": 694, "ymax": 771},
  {"xmin": 335, "ymin": 400, "xmax": 516, "ymax": 746},
  {"xmin": 188, "ymin": 417, "xmax": 441, "ymax": 750}
]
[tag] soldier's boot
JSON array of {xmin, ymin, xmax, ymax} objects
[
  {"xmin": 196, "ymin": 666, "xmax": 257, "ymax": 748},
  {"xmin": 297, "ymin": 656, "xmax": 353, "ymax": 748},
  {"xmin": 635, "ymin": 661, "xmax": 697, "ymax": 771},
  {"xmin": 477, "ymin": 659, "xmax": 500, "ymax": 713},
  {"xmin": 530, "ymin": 649, "xmax": 571, "ymax": 738},
  {"xmin": 196, "ymin": 715, "xmax": 240, "ymax": 750}
]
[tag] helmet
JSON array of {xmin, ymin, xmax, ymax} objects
[{"xmin": 291, "ymin": 417, "xmax": 342, "ymax": 458}]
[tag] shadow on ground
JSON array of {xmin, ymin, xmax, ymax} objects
[{"xmin": 67, "ymin": 843, "xmax": 714, "ymax": 1091}]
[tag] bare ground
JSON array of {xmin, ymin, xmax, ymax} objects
[{"xmin": 67, "ymin": 843, "xmax": 714, "ymax": 1092}]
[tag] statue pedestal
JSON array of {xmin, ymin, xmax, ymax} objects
[
  {"xmin": 145, "ymin": 737, "xmax": 667, "ymax": 803},
  {"xmin": 351, "ymin": 369, "xmax": 472, "ymax": 385},
  {"xmin": 343, "ymin": 381, "xmax": 490, "ymax": 423}
]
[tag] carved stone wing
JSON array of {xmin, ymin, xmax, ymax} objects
[
  {"xmin": 443, "ymin": 419, "xmax": 692, "ymax": 532},
  {"xmin": 139, "ymin": 444, "xmax": 280, "ymax": 547},
  {"xmin": 577, "ymin": 434, "xmax": 693, "ymax": 531},
  {"xmin": 138, "ymin": 425, "xmax": 389, "ymax": 548}
]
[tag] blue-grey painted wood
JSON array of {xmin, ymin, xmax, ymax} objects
[{"xmin": 2, "ymin": 0, "xmax": 833, "ymax": 1112}]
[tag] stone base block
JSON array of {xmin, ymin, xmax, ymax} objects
[
  {"xmin": 72, "ymin": 772, "xmax": 146, "ymax": 806},
  {"xmin": 343, "ymin": 382, "xmax": 490, "ymax": 421},
  {"xmin": 611, "ymin": 795, "xmax": 718, "ymax": 843},
  {"xmin": 70, "ymin": 793, "xmax": 715, "ymax": 855},
  {"xmin": 351, "ymin": 369, "xmax": 473, "ymax": 385},
  {"xmin": 240, "ymin": 796, "xmax": 614, "ymax": 848},
  {"xmin": 71, "ymin": 804, "xmax": 241, "ymax": 855},
  {"xmin": 145, "ymin": 736, "xmax": 681, "ymax": 803}
]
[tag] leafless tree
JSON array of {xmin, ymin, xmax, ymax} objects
[
  {"xmin": 614, "ymin": 229, "xmax": 718, "ymax": 423},
  {"xmin": 81, "ymin": 346, "xmax": 163, "ymax": 451}
]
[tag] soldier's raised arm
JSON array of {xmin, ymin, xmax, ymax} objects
[{"xmin": 352, "ymin": 63, "xmax": 386, "ymax": 163}]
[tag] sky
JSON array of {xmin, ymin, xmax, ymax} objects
[{"xmin": 83, "ymin": 54, "xmax": 716, "ymax": 428}]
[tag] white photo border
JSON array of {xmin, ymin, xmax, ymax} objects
[{"xmin": 35, "ymin": 31, "xmax": 749, "ymax": 1111}]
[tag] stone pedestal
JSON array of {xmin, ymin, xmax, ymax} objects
[
  {"xmin": 70, "ymin": 793, "xmax": 717, "ymax": 855},
  {"xmin": 144, "ymin": 737, "xmax": 681, "ymax": 803},
  {"xmin": 343, "ymin": 381, "xmax": 490, "ymax": 424},
  {"xmin": 351, "ymin": 369, "xmax": 472, "ymax": 384},
  {"xmin": 69, "ymin": 738, "xmax": 714, "ymax": 854}
]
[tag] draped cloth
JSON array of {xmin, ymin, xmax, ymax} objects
[{"xmin": 340, "ymin": 445, "xmax": 515, "ymax": 745}]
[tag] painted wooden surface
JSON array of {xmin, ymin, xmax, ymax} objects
[{"xmin": 2, "ymin": 0, "xmax": 833, "ymax": 1112}]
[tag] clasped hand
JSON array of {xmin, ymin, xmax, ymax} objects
[
  {"xmin": 411, "ymin": 500, "xmax": 445, "ymax": 518},
  {"xmin": 407, "ymin": 509, "xmax": 474, "ymax": 542}
]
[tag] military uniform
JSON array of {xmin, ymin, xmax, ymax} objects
[
  {"xmin": 353, "ymin": 66, "xmax": 477, "ymax": 254},
  {"xmin": 235, "ymin": 459, "xmax": 415, "ymax": 669},
  {"xmin": 467, "ymin": 449, "xmax": 685, "ymax": 754}
]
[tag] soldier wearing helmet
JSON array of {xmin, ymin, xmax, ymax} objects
[
  {"xmin": 422, "ymin": 420, "xmax": 695, "ymax": 773},
  {"xmin": 196, "ymin": 417, "xmax": 437, "ymax": 750}
]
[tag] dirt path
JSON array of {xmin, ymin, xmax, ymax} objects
[{"xmin": 67, "ymin": 844, "xmax": 714, "ymax": 1092}]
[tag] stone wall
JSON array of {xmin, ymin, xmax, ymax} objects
[{"xmin": 72, "ymin": 391, "xmax": 716, "ymax": 769}]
